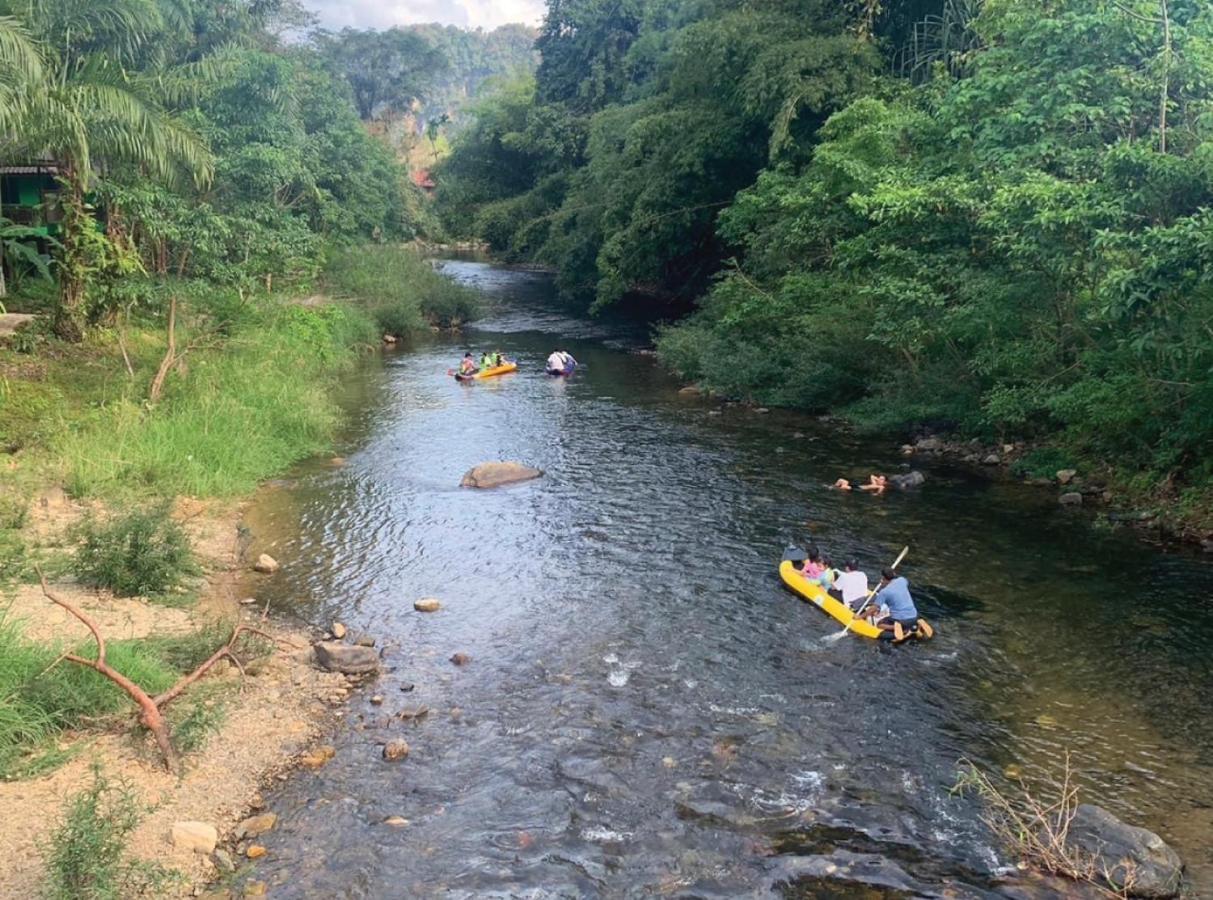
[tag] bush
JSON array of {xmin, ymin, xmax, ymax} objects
[
  {"xmin": 73, "ymin": 507, "xmax": 194, "ymax": 598},
  {"xmin": 43, "ymin": 765, "xmax": 179, "ymax": 899}
]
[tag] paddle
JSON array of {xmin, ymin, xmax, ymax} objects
[{"xmin": 825, "ymin": 545, "xmax": 908, "ymax": 642}]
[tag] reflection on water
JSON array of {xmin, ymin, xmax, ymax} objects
[{"xmin": 237, "ymin": 261, "xmax": 1213, "ymax": 897}]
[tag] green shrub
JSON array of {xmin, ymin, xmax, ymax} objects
[
  {"xmin": 43, "ymin": 765, "xmax": 180, "ymax": 900},
  {"xmin": 72, "ymin": 507, "xmax": 194, "ymax": 598}
]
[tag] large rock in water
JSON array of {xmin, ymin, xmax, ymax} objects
[
  {"xmin": 313, "ymin": 641, "xmax": 379, "ymax": 675},
  {"xmin": 1065, "ymin": 804, "xmax": 1183, "ymax": 898},
  {"xmin": 460, "ymin": 461, "xmax": 543, "ymax": 489},
  {"xmin": 888, "ymin": 470, "xmax": 926, "ymax": 491}
]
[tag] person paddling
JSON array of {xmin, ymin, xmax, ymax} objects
[{"xmin": 868, "ymin": 567, "xmax": 923, "ymax": 641}]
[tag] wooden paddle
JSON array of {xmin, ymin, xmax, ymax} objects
[{"xmin": 826, "ymin": 545, "xmax": 908, "ymax": 642}]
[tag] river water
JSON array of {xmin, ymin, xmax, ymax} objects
[{"xmin": 237, "ymin": 261, "xmax": 1213, "ymax": 898}]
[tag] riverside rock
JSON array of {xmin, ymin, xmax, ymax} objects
[
  {"xmin": 460, "ymin": 461, "xmax": 543, "ymax": 489},
  {"xmin": 1065, "ymin": 804, "xmax": 1183, "ymax": 898},
  {"xmin": 1060, "ymin": 492, "xmax": 1084, "ymax": 506},
  {"xmin": 170, "ymin": 821, "xmax": 217, "ymax": 854},
  {"xmin": 313, "ymin": 641, "xmax": 379, "ymax": 675},
  {"xmin": 252, "ymin": 554, "xmax": 279, "ymax": 574},
  {"xmin": 1057, "ymin": 469, "xmax": 1078, "ymax": 484},
  {"xmin": 383, "ymin": 739, "xmax": 410, "ymax": 761},
  {"xmin": 450, "ymin": 652, "xmax": 471, "ymax": 666},
  {"xmin": 331, "ymin": 622, "xmax": 347, "ymax": 639},
  {"xmin": 414, "ymin": 598, "xmax": 441, "ymax": 612},
  {"xmin": 235, "ymin": 813, "xmax": 277, "ymax": 841}
]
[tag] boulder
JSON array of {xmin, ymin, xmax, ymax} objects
[
  {"xmin": 170, "ymin": 821, "xmax": 218, "ymax": 854},
  {"xmin": 460, "ymin": 461, "xmax": 543, "ymax": 489},
  {"xmin": 888, "ymin": 471, "xmax": 926, "ymax": 491},
  {"xmin": 252, "ymin": 554, "xmax": 279, "ymax": 574},
  {"xmin": 982, "ymin": 453, "xmax": 1002, "ymax": 465},
  {"xmin": 677, "ymin": 384, "xmax": 702, "ymax": 396},
  {"xmin": 313, "ymin": 641, "xmax": 379, "ymax": 675},
  {"xmin": 414, "ymin": 598, "xmax": 441, "ymax": 612},
  {"xmin": 235, "ymin": 813, "xmax": 277, "ymax": 841},
  {"xmin": 1060, "ymin": 492, "xmax": 1084, "ymax": 506},
  {"xmin": 1065, "ymin": 803, "xmax": 1183, "ymax": 898},
  {"xmin": 383, "ymin": 739, "xmax": 410, "ymax": 761},
  {"xmin": 916, "ymin": 437, "xmax": 943, "ymax": 452},
  {"xmin": 450, "ymin": 652, "xmax": 471, "ymax": 666},
  {"xmin": 1057, "ymin": 469, "xmax": 1078, "ymax": 485},
  {"xmin": 354, "ymin": 634, "xmax": 376, "ymax": 648}
]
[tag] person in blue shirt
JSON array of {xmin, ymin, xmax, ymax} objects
[{"xmin": 871, "ymin": 567, "xmax": 923, "ymax": 640}]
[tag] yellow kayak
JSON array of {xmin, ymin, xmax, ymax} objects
[
  {"xmin": 455, "ymin": 362, "xmax": 518, "ymax": 381},
  {"xmin": 779, "ymin": 560, "xmax": 884, "ymax": 639}
]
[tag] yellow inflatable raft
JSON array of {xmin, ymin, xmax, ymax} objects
[
  {"xmin": 455, "ymin": 362, "xmax": 518, "ymax": 381},
  {"xmin": 779, "ymin": 560, "xmax": 885, "ymax": 639}
]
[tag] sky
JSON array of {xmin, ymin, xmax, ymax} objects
[{"xmin": 302, "ymin": 0, "xmax": 546, "ymax": 31}]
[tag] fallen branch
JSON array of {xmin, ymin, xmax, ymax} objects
[{"xmin": 35, "ymin": 567, "xmax": 289, "ymax": 774}]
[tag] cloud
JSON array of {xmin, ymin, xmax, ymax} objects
[{"xmin": 304, "ymin": 0, "xmax": 545, "ymax": 30}]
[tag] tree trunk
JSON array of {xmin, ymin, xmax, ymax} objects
[
  {"xmin": 53, "ymin": 174, "xmax": 88, "ymax": 342},
  {"xmin": 1159, "ymin": 0, "xmax": 1171, "ymax": 154}
]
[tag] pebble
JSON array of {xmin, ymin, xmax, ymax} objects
[
  {"xmin": 213, "ymin": 849, "xmax": 235, "ymax": 872},
  {"xmin": 331, "ymin": 622, "xmax": 347, "ymax": 639},
  {"xmin": 414, "ymin": 598, "xmax": 441, "ymax": 612},
  {"xmin": 399, "ymin": 682, "xmax": 416, "ymax": 692},
  {"xmin": 240, "ymin": 597, "xmax": 258, "ymax": 605},
  {"xmin": 170, "ymin": 821, "xmax": 218, "ymax": 854},
  {"xmin": 383, "ymin": 816, "xmax": 410, "ymax": 827},
  {"xmin": 450, "ymin": 652, "xmax": 471, "ymax": 666},
  {"xmin": 299, "ymin": 745, "xmax": 336, "ymax": 768},
  {"xmin": 355, "ymin": 634, "xmax": 376, "ymax": 648},
  {"xmin": 245, "ymin": 845, "xmax": 267, "ymax": 859},
  {"xmin": 398, "ymin": 705, "xmax": 429, "ymax": 720},
  {"xmin": 370, "ymin": 695, "xmax": 384, "ymax": 705},
  {"xmin": 243, "ymin": 881, "xmax": 267, "ymax": 896}
]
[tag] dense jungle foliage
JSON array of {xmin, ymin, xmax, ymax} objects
[{"xmin": 437, "ymin": 0, "xmax": 1213, "ymax": 516}]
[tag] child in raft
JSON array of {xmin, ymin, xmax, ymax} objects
[
  {"xmin": 798, "ymin": 548, "xmax": 831, "ymax": 587},
  {"xmin": 459, "ymin": 353, "xmax": 477, "ymax": 375}
]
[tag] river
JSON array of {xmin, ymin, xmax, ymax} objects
[{"xmin": 235, "ymin": 261, "xmax": 1213, "ymax": 898}]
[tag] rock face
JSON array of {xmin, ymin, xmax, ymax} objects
[
  {"xmin": 313, "ymin": 641, "xmax": 379, "ymax": 675},
  {"xmin": 460, "ymin": 461, "xmax": 543, "ymax": 489},
  {"xmin": 253, "ymin": 554, "xmax": 279, "ymax": 574},
  {"xmin": 170, "ymin": 821, "xmax": 218, "ymax": 854},
  {"xmin": 235, "ymin": 813, "xmax": 277, "ymax": 841},
  {"xmin": 1065, "ymin": 804, "xmax": 1183, "ymax": 898},
  {"xmin": 888, "ymin": 471, "xmax": 926, "ymax": 491},
  {"xmin": 414, "ymin": 598, "xmax": 441, "ymax": 612}
]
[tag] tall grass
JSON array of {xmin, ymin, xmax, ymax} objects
[
  {"xmin": 60, "ymin": 303, "xmax": 376, "ymax": 498},
  {"xmin": 324, "ymin": 244, "xmax": 479, "ymax": 331}
]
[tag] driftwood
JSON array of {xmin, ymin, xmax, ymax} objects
[{"xmin": 36, "ymin": 568, "xmax": 281, "ymax": 774}]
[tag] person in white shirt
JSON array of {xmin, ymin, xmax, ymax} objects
[
  {"xmin": 546, "ymin": 350, "xmax": 565, "ymax": 373},
  {"xmin": 829, "ymin": 559, "xmax": 869, "ymax": 609}
]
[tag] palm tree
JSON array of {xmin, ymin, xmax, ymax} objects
[{"xmin": 0, "ymin": 0, "xmax": 213, "ymax": 339}]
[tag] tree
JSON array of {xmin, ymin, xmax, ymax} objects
[{"xmin": 0, "ymin": 0, "xmax": 213, "ymax": 340}]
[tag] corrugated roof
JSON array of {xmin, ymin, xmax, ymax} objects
[{"xmin": 0, "ymin": 165, "xmax": 59, "ymax": 175}]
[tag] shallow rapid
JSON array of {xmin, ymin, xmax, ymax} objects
[{"xmin": 237, "ymin": 261, "xmax": 1213, "ymax": 898}]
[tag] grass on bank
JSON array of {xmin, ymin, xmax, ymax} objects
[
  {"xmin": 0, "ymin": 619, "xmax": 237, "ymax": 780},
  {"xmin": 43, "ymin": 765, "xmax": 182, "ymax": 900},
  {"xmin": 324, "ymin": 243, "xmax": 479, "ymax": 333}
]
